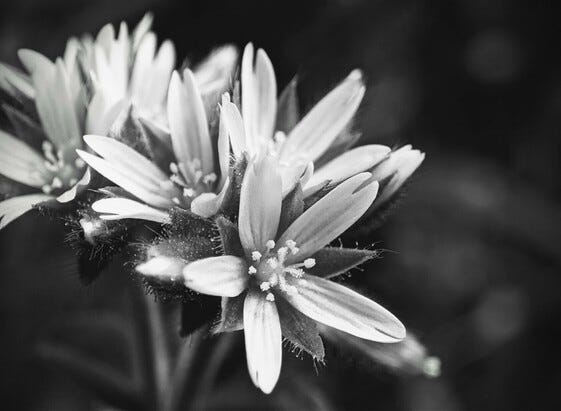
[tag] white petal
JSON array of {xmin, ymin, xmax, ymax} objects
[
  {"xmin": 167, "ymin": 70, "xmax": 213, "ymax": 174},
  {"xmin": 92, "ymin": 197, "xmax": 170, "ymax": 223},
  {"xmin": 190, "ymin": 177, "xmax": 229, "ymax": 218},
  {"xmin": 193, "ymin": 44, "xmax": 238, "ymax": 96},
  {"xmin": 56, "ymin": 168, "xmax": 91, "ymax": 203},
  {"xmin": 280, "ymin": 70, "xmax": 365, "ymax": 163},
  {"xmin": 371, "ymin": 146, "xmax": 425, "ymax": 206},
  {"xmin": 241, "ymin": 44, "xmax": 277, "ymax": 154},
  {"xmin": 18, "ymin": 49, "xmax": 54, "ymax": 75},
  {"xmin": 243, "ymin": 291, "xmax": 282, "ymax": 394},
  {"xmin": 283, "ymin": 273, "xmax": 405, "ymax": 342},
  {"xmin": 0, "ymin": 62, "xmax": 35, "ymax": 99},
  {"xmin": 79, "ymin": 135, "xmax": 176, "ymax": 208},
  {"xmin": 239, "ymin": 156, "xmax": 282, "ymax": 255},
  {"xmin": 182, "ymin": 256, "xmax": 247, "ymax": 297},
  {"xmin": 0, "ymin": 129, "xmax": 49, "ymax": 187},
  {"xmin": 304, "ymin": 145, "xmax": 391, "ymax": 195},
  {"xmin": 132, "ymin": 12, "xmax": 154, "ymax": 51},
  {"xmin": 136, "ymin": 256, "xmax": 185, "ymax": 281},
  {"xmin": 220, "ymin": 98, "xmax": 246, "ymax": 156},
  {"xmin": 0, "ymin": 193, "xmax": 53, "ymax": 229},
  {"xmin": 86, "ymin": 92, "xmax": 126, "ymax": 135},
  {"xmin": 278, "ymin": 173, "xmax": 378, "ymax": 264}
]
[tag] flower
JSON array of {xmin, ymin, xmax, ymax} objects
[
  {"xmin": 219, "ymin": 43, "xmax": 399, "ymax": 197},
  {"xmin": 136, "ymin": 156, "xmax": 405, "ymax": 393},
  {"xmin": 77, "ymin": 67, "xmax": 231, "ymax": 223},
  {"xmin": 0, "ymin": 14, "xmax": 177, "ymax": 228}
]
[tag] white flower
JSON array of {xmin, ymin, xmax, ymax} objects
[
  {"xmin": 219, "ymin": 43, "xmax": 393, "ymax": 196},
  {"xmin": 136, "ymin": 156, "xmax": 405, "ymax": 393},
  {"xmin": 77, "ymin": 68, "xmax": 231, "ymax": 223}
]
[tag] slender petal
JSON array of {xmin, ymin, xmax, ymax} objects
[
  {"xmin": 0, "ymin": 129, "xmax": 49, "ymax": 187},
  {"xmin": 305, "ymin": 145, "xmax": 391, "ymax": 193},
  {"xmin": 194, "ymin": 45, "xmax": 238, "ymax": 96},
  {"xmin": 238, "ymin": 156, "xmax": 282, "ymax": 254},
  {"xmin": 92, "ymin": 198, "xmax": 170, "ymax": 223},
  {"xmin": 56, "ymin": 169, "xmax": 91, "ymax": 203},
  {"xmin": 241, "ymin": 43, "xmax": 257, "ymax": 150},
  {"xmin": 0, "ymin": 62, "xmax": 35, "ymax": 99},
  {"xmin": 136, "ymin": 256, "xmax": 185, "ymax": 281},
  {"xmin": 220, "ymin": 97, "xmax": 246, "ymax": 156},
  {"xmin": 86, "ymin": 92, "xmax": 126, "ymax": 135},
  {"xmin": 132, "ymin": 12, "xmax": 154, "ymax": 51},
  {"xmin": 167, "ymin": 70, "xmax": 213, "ymax": 173},
  {"xmin": 0, "ymin": 193, "xmax": 53, "ymax": 229},
  {"xmin": 182, "ymin": 256, "xmax": 248, "ymax": 297},
  {"xmin": 190, "ymin": 178, "xmax": 229, "ymax": 218},
  {"xmin": 280, "ymin": 70, "xmax": 365, "ymax": 163},
  {"xmin": 79, "ymin": 136, "xmax": 176, "ymax": 208},
  {"xmin": 278, "ymin": 173, "xmax": 379, "ymax": 263},
  {"xmin": 243, "ymin": 291, "xmax": 282, "ymax": 394},
  {"xmin": 283, "ymin": 273, "xmax": 406, "ymax": 342}
]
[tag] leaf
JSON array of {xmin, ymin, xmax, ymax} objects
[
  {"xmin": 276, "ymin": 77, "xmax": 300, "ymax": 134},
  {"xmin": 307, "ymin": 247, "xmax": 379, "ymax": 279},
  {"xmin": 276, "ymin": 297, "xmax": 324, "ymax": 361},
  {"xmin": 278, "ymin": 183, "xmax": 304, "ymax": 234}
]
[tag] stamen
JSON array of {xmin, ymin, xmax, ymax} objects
[
  {"xmin": 285, "ymin": 240, "xmax": 296, "ymax": 248},
  {"xmin": 172, "ymin": 197, "xmax": 181, "ymax": 205},
  {"xmin": 276, "ymin": 247, "xmax": 288, "ymax": 261},
  {"xmin": 266, "ymin": 258, "xmax": 279, "ymax": 269},
  {"xmin": 42, "ymin": 185, "xmax": 52, "ymax": 194},
  {"xmin": 203, "ymin": 173, "xmax": 217, "ymax": 185},
  {"xmin": 248, "ymin": 266, "xmax": 257, "ymax": 275},
  {"xmin": 183, "ymin": 188, "xmax": 196, "ymax": 197},
  {"xmin": 303, "ymin": 258, "xmax": 316, "ymax": 268},
  {"xmin": 251, "ymin": 251, "xmax": 262, "ymax": 261},
  {"xmin": 266, "ymin": 293, "xmax": 275, "ymax": 302},
  {"xmin": 284, "ymin": 267, "xmax": 304, "ymax": 278},
  {"xmin": 75, "ymin": 158, "xmax": 86, "ymax": 168},
  {"xmin": 51, "ymin": 177, "xmax": 62, "ymax": 188},
  {"xmin": 169, "ymin": 162, "xmax": 179, "ymax": 174},
  {"xmin": 266, "ymin": 240, "xmax": 276, "ymax": 250},
  {"xmin": 260, "ymin": 281, "xmax": 271, "ymax": 291}
]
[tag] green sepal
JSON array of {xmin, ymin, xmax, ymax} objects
[{"xmin": 278, "ymin": 183, "xmax": 304, "ymax": 233}]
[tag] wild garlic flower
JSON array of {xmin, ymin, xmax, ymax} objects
[
  {"xmin": 136, "ymin": 156, "xmax": 406, "ymax": 393},
  {"xmin": 77, "ymin": 68, "xmax": 230, "ymax": 223},
  {"xmin": 218, "ymin": 43, "xmax": 389, "ymax": 197}
]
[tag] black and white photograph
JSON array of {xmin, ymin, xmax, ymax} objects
[{"xmin": 0, "ymin": 0, "xmax": 559, "ymax": 410}]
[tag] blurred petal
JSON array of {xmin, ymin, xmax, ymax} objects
[
  {"xmin": 283, "ymin": 273, "xmax": 405, "ymax": 342},
  {"xmin": 0, "ymin": 62, "xmax": 35, "ymax": 99},
  {"xmin": 167, "ymin": 70, "xmax": 213, "ymax": 173},
  {"xmin": 0, "ymin": 129, "xmax": 48, "ymax": 187},
  {"xmin": 190, "ymin": 177, "xmax": 229, "ymax": 218},
  {"xmin": 56, "ymin": 168, "xmax": 91, "ymax": 203},
  {"xmin": 0, "ymin": 194, "xmax": 53, "ymax": 229},
  {"xmin": 182, "ymin": 256, "xmax": 247, "ymax": 297},
  {"xmin": 280, "ymin": 70, "xmax": 365, "ymax": 163},
  {"xmin": 92, "ymin": 197, "xmax": 170, "ymax": 223},
  {"xmin": 305, "ymin": 145, "xmax": 391, "ymax": 194},
  {"xmin": 243, "ymin": 291, "xmax": 282, "ymax": 394},
  {"xmin": 220, "ymin": 97, "xmax": 246, "ymax": 156},
  {"xmin": 194, "ymin": 45, "xmax": 238, "ymax": 96},
  {"xmin": 239, "ymin": 156, "xmax": 282, "ymax": 254},
  {"xmin": 136, "ymin": 256, "xmax": 185, "ymax": 281},
  {"xmin": 278, "ymin": 173, "xmax": 379, "ymax": 263}
]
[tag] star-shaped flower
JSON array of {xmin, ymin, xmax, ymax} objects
[
  {"xmin": 77, "ymin": 67, "xmax": 231, "ymax": 222},
  {"xmin": 136, "ymin": 155, "xmax": 405, "ymax": 393}
]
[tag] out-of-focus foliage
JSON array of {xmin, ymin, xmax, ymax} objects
[{"xmin": 1, "ymin": 0, "xmax": 560, "ymax": 409}]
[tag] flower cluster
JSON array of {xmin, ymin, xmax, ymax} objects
[{"xmin": 0, "ymin": 14, "xmax": 426, "ymax": 394}]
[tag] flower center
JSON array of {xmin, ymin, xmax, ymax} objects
[
  {"xmin": 247, "ymin": 239, "xmax": 316, "ymax": 302},
  {"xmin": 168, "ymin": 159, "xmax": 217, "ymax": 207},
  {"xmin": 40, "ymin": 141, "xmax": 86, "ymax": 194}
]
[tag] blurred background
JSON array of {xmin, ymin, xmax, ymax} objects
[{"xmin": 1, "ymin": 0, "xmax": 561, "ymax": 409}]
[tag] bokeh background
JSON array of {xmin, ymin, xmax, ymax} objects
[{"xmin": 1, "ymin": 0, "xmax": 561, "ymax": 409}]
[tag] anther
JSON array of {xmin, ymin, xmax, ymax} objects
[
  {"xmin": 260, "ymin": 282, "xmax": 271, "ymax": 291},
  {"xmin": 266, "ymin": 293, "xmax": 275, "ymax": 302},
  {"xmin": 266, "ymin": 240, "xmax": 276, "ymax": 250},
  {"xmin": 172, "ymin": 197, "xmax": 181, "ymax": 205},
  {"xmin": 169, "ymin": 162, "xmax": 179, "ymax": 174},
  {"xmin": 251, "ymin": 251, "xmax": 262, "ymax": 261},
  {"xmin": 266, "ymin": 258, "xmax": 279, "ymax": 269},
  {"xmin": 248, "ymin": 266, "xmax": 257, "ymax": 275},
  {"xmin": 42, "ymin": 185, "xmax": 52, "ymax": 194},
  {"xmin": 51, "ymin": 177, "xmax": 62, "ymax": 188},
  {"xmin": 303, "ymin": 258, "xmax": 316, "ymax": 268},
  {"xmin": 277, "ymin": 247, "xmax": 288, "ymax": 260}
]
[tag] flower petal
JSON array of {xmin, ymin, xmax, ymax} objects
[
  {"xmin": 0, "ymin": 61, "xmax": 35, "ymax": 99},
  {"xmin": 278, "ymin": 173, "xmax": 379, "ymax": 263},
  {"xmin": 167, "ymin": 70, "xmax": 213, "ymax": 174},
  {"xmin": 241, "ymin": 44, "xmax": 277, "ymax": 154},
  {"xmin": 370, "ymin": 145, "xmax": 425, "ymax": 207},
  {"xmin": 243, "ymin": 291, "xmax": 282, "ymax": 394},
  {"xmin": 92, "ymin": 197, "xmax": 170, "ymax": 223},
  {"xmin": 283, "ymin": 273, "xmax": 405, "ymax": 342},
  {"xmin": 79, "ymin": 135, "xmax": 176, "ymax": 208},
  {"xmin": 0, "ymin": 129, "xmax": 49, "ymax": 187},
  {"xmin": 0, "ymin": 193, "xmax": 53, "ymax": 229},
  {"xmin": 136, "ymin": 256, "xmax": 185, "ymax": 281},
  {"xmin": 190, "ymin": 177, "xmax": 229, "ymax": 218},
  {"xmin": 304, "ymin": 145, "xmax": 391, "ymax": 195},
  {"xmin": 238, "ymin": 156, "xmax": 282, "ymax": 255},
  {"xmin": 56, "ymin": 168, "xmax": 91, "ymax": 203},
  {"xmin": 182, "ymin": 256, "xmax": 248, "ymax": 297},
  {"xmin": 194, "ymin": 45, "xmax": 238, "ymax": 97},
  {"xmin": 280, "ymin": 70, "xmax": 365, "ymax": 164},
  {"xmin": 220, "ymin": 97, "xmax": 246, "ymax": 156},
  {"xmin": 307, "ymin": 247, "xmax": 378, "ymax": 279}
]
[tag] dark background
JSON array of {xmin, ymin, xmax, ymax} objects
[{"xmin": 1, "ymin": 0, "xmax": 561, "ymax": 409}]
